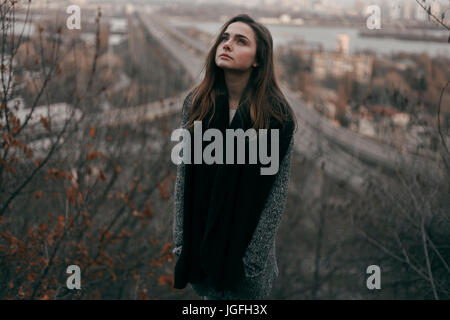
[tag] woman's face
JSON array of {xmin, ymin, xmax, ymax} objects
[{"xmin": 215, "ymin": 22, "xmax": 258, "ymax": 72}]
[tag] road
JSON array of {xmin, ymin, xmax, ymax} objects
[
  {"xmin": 135, "ymin": 12, "xmax": 444, "ymax": 193},
  {"xmin": 23, "ymin": 11, "xmax": 444, "ymax": 194}
]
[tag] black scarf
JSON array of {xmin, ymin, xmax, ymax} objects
[{"xmin": 174, "ymin": 92, "xmax": 293, "ymax": 293}]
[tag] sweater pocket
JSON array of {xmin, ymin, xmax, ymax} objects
[
  {"xmin": 242, "ymin": 259, "xmax": 266, "ymax": 278},
  {"xmin": 242, "ymin": 250, "xmax": 270, "ymax": 278}
]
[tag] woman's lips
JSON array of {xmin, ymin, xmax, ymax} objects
[{"xmin": 220, "ymin": 55, "xmax": 232, "ymax": 60}]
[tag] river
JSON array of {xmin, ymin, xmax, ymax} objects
[{"xmin": 168, "ymin": 19, "xmax": 450, "ymax": 58}]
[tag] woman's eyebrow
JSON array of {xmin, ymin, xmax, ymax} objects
[{"xmin": 223, "ymin": 32, "xmax": 249, "ymax": 41}]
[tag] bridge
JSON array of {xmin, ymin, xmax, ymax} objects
[
  {"xmin": 133, "ymin": 12, "xmax": 444, "ymax": 193},
  {"xmin": 20, "ymin": 11, "xmax": 445, "ymax": 194}
]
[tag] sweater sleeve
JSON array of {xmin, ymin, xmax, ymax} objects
[
  {"xmin": 172, "ymin": 91, "xmax": 194, "ymax": 257},
  {"xmin": 241, "ymin": 133, "xmax": 294, "ymax": 277}
]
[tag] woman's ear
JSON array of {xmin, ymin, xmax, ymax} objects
[{"xmin": 253, "ymin": 62, "xmax": 259, "ymax": 67}]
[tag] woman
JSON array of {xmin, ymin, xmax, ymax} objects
[{"xmin": 172, "ymin": 14, "xmax": 298, "ymax": 300}]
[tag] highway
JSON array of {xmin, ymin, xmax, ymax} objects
[
  {"xmin": 22, "ymin": 11, "xmax": 444, "ymax": 194},
  {"xmin": 135, "ymin": 11, "xmax": 444, "ymax": 192}
]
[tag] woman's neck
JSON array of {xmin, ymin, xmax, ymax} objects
[{"xmin": 223, "ymin": 69, "xmax": 251, "ymax": 109}]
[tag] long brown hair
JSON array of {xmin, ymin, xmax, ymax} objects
[{"xmin": 185, "ymin": 14, "xmax": 298, "ymax": 133}]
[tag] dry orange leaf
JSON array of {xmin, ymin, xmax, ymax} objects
[
  {"xmin": 34, "ymin": 190, "xmax": 43, "ymax": 199},
  {"xmin": 157, "ymin": 275, "xmax": 173, "ymax": 286},
  {"xmin": 40, "ymin": 116, "xmax": 50, "ymax": 131},
  {"xmin": 89, "ymin": 126, "xmax": 96, "ymax": 138},
  {"xmin": 87, "ymin": 150, "xmax": 99, "ymax": 161},
  {"xmin": 99, "ymin": 170, "xmax": 106, "ymax": 181}
]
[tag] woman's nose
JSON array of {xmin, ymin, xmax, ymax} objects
[{"xmin": 223, "ymin": 39, "xmax": 232, "ymax": 51}]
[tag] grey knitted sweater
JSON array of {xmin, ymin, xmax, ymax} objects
[{"xmin": 172, "ymin": 91, "xmax": 294, "ymax": 299}]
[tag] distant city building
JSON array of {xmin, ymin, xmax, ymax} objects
[
  {"xmin": 415, "ymin": 3, "xmax": 428, "ymax": 21},
  {"xmin": 291, "ymin": 0, "xmax": 313, "ymax": 12},
  {"xmin": 258, "ymin": 15, "xmax": 304, "ymax": 25},
  {"xmin": 391, "ymin": 112, "xmax": 410, "ymax": 127},
  {"xmin": 358, "ymin": 118, "xmax": 377, "ymax": 137},
  {"xmin": 32, "ymin": 0, "xmax": 47, "ymax": 8},
  {"xmin": 258, "ymin": 17, "xmax": 281, "ymax": 24},
  {"xmin": 280, "ymin": 0, "xmax": 294, "ymax": 8},
  {"xmin": 390, "ymin": 0, "xmax": 403, "ymax": 20},
  {"xmin": 73, "ymin": 0, "xmax": 88, "ymax": 6},
  {"xmin": 311, "ymin": 34, "xmax": 372, "ymax": 83},
  {"xmin": 126, "ymin": 4, "xmax": 135, "ymax": 14},
  {"xmin": 430, "ymin": 2, "xmax": 441, "ymax": 17},
  {"xmin": 263, "ymin": 0, "xmax": 278, "ymax": 6},
  {"xmin": 402, "ymin": 0, "xmax": 414, "ymax": 20},
  {"xmin": 279, "ymin": 14, "xmax": 291, "ymax": 24},
  {"xmin": 312, "ymin": 52, "xmax": 373, "ymax": 83},
  {"xmin": 336, "ymin": 34, "xmax": 349, "ymax": 55},
  {"xmin": 354, "ymin": 0, "xmax": 367, "ymax": 17}
]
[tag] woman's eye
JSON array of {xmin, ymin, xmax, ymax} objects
[{"xmin": 220, "ymin": 36, "xmax": 245, "ymax": 45}]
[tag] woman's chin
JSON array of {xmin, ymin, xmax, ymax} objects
[
  {"xmin": 216, "ymin": 61, "xmax": 232, "ymax": 68},
  {"xmin": 218, "ymin": 64, "xmax": 247, "ymax": 73}
]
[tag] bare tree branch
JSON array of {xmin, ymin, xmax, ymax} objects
[{"xmin": 415, "ymin": 0, "xmax": 450, "ymax": 30}]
